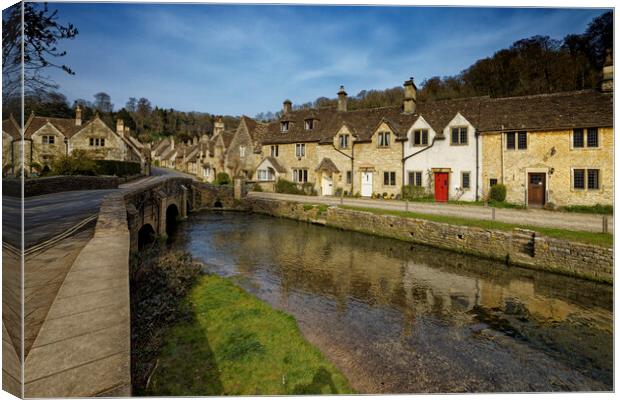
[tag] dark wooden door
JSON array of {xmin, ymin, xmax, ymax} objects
[
  {"xmin": 434, "ymin": 172, "xmax": 449, "ymax": 202},
  {"xmin": 528, "ymin": 173, "xmax": 546, "ymax": 207}
]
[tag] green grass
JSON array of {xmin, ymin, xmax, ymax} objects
[
  {"xmin": 559, "ymin": 204, "xmax": 613, "ymax": 215},
  {"xmin": 145, "ymin": 275, "xmax": 353, "ymax": 396},
  {"xmin": 340, "ymin": 205, "xmax": 613, "ymax": 247}
]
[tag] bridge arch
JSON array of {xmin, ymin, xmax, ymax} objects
[
  {"xmin": 165, "ymin": 203, "xmax": 180, "ymax": 237},
  {"xmin": 137, "ymin": 223, "xmax": 156, "ymax": 250}
]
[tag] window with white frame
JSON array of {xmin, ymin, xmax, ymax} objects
[
  {"xmin": 293, "ymin": 169, "xmax": 308, "ymax": 183},
  {"xmin": 257, "ymin": 169, "xmax": 275, "ymax": 181},
  {"xmin": 239, "ymin": 146, "xmax": 246, "ymax": 157},
  {"xmin": 281, "ymin": 121, "xmax": 289, "ymax": 132},
  {"xmin": 339, "ymin": 134, "xmax": 349, "ymax": 149},
  {"xmin": 304, "ymin": 119, "xmax": 315, "ymax": 130},
  {"xmin": 295, "ymin": 143, "xmax": 306, "ymax": 157},
  {"xmin": 270, "ymin": 145, "xmax": 279, "ymax": 157},
  {"xmin": 203, "ymin": 167, "xmax": 210, "ymax": 177},
  {"xmin": 42, "ymin": 135, "xmax": 55, "ymax": 144},
  {"xmin": 378, "ymin": 131, "xmax": 390, "ymax": 147}
]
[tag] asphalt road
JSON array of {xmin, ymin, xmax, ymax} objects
[
  {"xmin": 248, "ymin": 191, "xmax": 613, "ymax": 234},
  {"xmin": 2, "ymin": 167, "xmax": 193, "ymax": 249}
]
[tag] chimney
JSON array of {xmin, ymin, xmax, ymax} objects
[
  {"xmin": 337, "ymin": 86, "xmax": 348, "ymax": 112},
  {"xmin": 171, "ymin": 136, "xmax": 175, "ymax": 150},
  {"xmin": 283, "ymin": 99, "xmax": 292, "ymax": 114},
  {"xmin": 75, "ymin": 105, "xmax": 82, "ymax": 126},
  {"xmin": 403, "ymin": 77, "xmax": 417, "ymax": 114},
  {"xmin": 116, "ymin": 118, "xmax": 124, "ymax": 136},
  {"xmin": 124, "ymin": 126, "xmax": 130, "ymax": 137},
  {"xmin": 601, "ymin": 49, "xmax": 613, "ymax": 92},
  {"xmin": 214, "ymin": 116, "xmax": 225, "ymax": 136}
]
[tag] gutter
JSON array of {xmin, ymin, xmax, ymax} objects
[
  {"xmin": 330, "ymin": 139, "xmax": 355, "ymax": 193},
  {"xmin": 475, "ymin": 129, "xmax": 480, "ymax": 201}
]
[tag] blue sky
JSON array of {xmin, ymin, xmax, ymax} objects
[{"xmin": 46, "ymin": 3, "xmax": 608, "ymax": 116}]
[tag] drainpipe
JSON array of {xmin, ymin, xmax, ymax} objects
[
  {"xmin": 475, "ymin": 129, "xmax": 480, "ymax": 201},
  {"xmin": 331, "ymin": 139, "xmax": 355, "ymax": 194}
]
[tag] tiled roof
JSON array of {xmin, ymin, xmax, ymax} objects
[
  {"xmin": 23, "ymin": 115, "xmax": 92, "ymax": 139},
  {"xmin": 264, "ymin": 156, "xmax": 287, "ymax": 173},
  {"xmin": 315, "ymin": 157, "xmax": 340, "ymax": 173},
  {"xmin": 152, "ymin": 138, "xmax": 171, "ymax": 156},
  {"xmin": 2, "ymin": 117, "xmax": 20, "ymax": 139},
  {"xmin": 260, "ymin": 89, "xmax": 613, "ymax": 144}
]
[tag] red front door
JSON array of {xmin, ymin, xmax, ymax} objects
[{"xmin": 434, "ymin": 172, "xmax": 449, "ymax": 202}]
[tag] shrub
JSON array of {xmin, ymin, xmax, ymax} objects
[
  {"xmin": 489, "ymin": 184, "xmax": 507, "ymax": 202},
  {"xmin": 334, "ymin": 187, "xmax": 343, "ymax": 197},
  {"xmin": 251, "ymin": 183, "xmax": 263, "ymax": 192},
  {"xmin": 402, "ymin": 185, "xmax": 433, "ymax": 201},
  {"xmin": 302, "ymin": 182, "xmax": 317, "ymax": 196},
  {"xmin": 51, "ymin": 150, "xmax": 99, "ymax": 176},
  {"xmin": 215, "ymin": 172, "xmax": 231, "ymax": 185},
  {"xmin": 275, "ymin": 178, "xmax": 303, "ymax": 195},
  {"xmin": 95, "ymin": 160, "xmax": 141, "ymax": 177},
  {"xmin": 560, "ymin": 203, "xmax": 613, "ymax": 215},
  {"xmin": 382, "ymin": 192, "xmax": 388, "ymax": 199}
]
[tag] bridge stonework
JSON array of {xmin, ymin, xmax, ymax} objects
[
  {"xmin": 193, "ymin": 182, "xmax": 236, "ymax": 210},
  {"xmin": 125, "ymin": 177, "xmax": 195, "ymax": 251}
]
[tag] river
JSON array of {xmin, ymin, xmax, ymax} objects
[{"xmin": 169, "ymin": 211, "xmax": 613, "ymax": 393}]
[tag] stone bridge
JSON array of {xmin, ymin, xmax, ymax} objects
[{"xmin": 21, "ymin": 176, "xmax": 236, "ymax": 397}]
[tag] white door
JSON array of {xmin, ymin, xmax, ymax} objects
[
  {"xmin": 361, "ymin": 172, "xmax": 373, "ymax": 197},
  {"xmin": 321, "ymin": 175, "xmax": 333, "ymax": 196}
]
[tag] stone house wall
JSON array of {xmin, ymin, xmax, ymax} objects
[
  {"xmin": 481, "ymin": 127, "xmax": 613, "ymax": 206},
  {"xmin": 263, "ymin": 141, "xmax": 320, "ymax": 186},
  {"xmin": 70, "ymin": 119, "xmax": 127, "ymax": 161},
  {"xmin": 315, "ymin": 125, "xmax": 355, "ymax": 195},
  {"xmin": 353, "ymin": 121, "xmax": 402, "ymax": 197},
  {"xmin": 30, "ymin": 123, "xmax": 66, "ymax": 165},
  {"xmin": 225, "ymin": 121, "xmax": 262, "ymax": 178}
]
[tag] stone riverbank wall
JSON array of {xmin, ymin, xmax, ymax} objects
[{"xmin": 245, "ymin": 197, "xmax": 613, "ymax": 284}]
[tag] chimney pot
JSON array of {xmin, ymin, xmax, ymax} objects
[
  {"xmin": 602, "ymin": 49, "xmax": 613, "ymax": 92},
  {"xmin": 116, "ymin": 118, "xmax": 124, "ymax": 136},
  {"xmin": 283, "ymin": 99, "xmax": 292, "ymax": 114},
  {"xmin": 337, "ymin": 86, "xmax": 348, "ymax": 112}
]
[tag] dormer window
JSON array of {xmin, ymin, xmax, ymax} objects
[
  {"xmin": 338, "ymin": 134, "xmax": 349, "ymax": 149},
  {"xmin": 304, "ymin": 119, "xmax": 315, "ymax": 130},
  {"xmin": 378, "ymin": 131, "xmax": 390, "ymax": 147},
  {"xmin": 42, "ymin": 135, "xmax": 55, "ymax": 145},
  {"xmin": 281, "ymin": 121, "xmax": 289, "ymax": 132},
  {"xmin": 412, "ymin": 129, "xmax": 428, "ymax": 146}
]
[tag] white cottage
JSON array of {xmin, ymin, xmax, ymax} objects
[{"xmin": 403, "ymin": 95, "xmax": 485, "ymax": 202}]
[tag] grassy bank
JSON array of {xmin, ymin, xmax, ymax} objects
[
  {"xmin": 145, "ymin": 274, "xmax": 353, "ymax": 395},
  {"xmin": 340, "ymin": 205, "xmax": 612, "ymax": 247}
]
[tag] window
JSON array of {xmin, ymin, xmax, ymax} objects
[
  {"xmin": 304, "ymin": 119, "xmax": 315, "ymax": 130},
  {"xmin": 270, "ymin": 145, "xmax": 279, "ymax": 157},
  {"xmin": 346, "ymin": 170, "xmax": 352, "ymax": 184},
  {"xmin": 408, "ymin": 171, "xmax": 423, "ymax": 187},
  {"xmin": 378, "ymin": 132, "xmax": 390, "ymax": 147},
  {"xmin": 203, "ymin": 167, "xmax": 210, "ymax": 177},
  {"xmin": 42, "ymin": 135, "xmax": 55, "ymax": 144},
  {"xmin": 573, "ymin": 129, "xmax": 584, "ymax": 148},
  {"xmin": 89, "ymin": 138, "xmax": 105, "ymax": 147},
  {"xmin": 461, "ymin": 172, "xmax": 471, "ymax": 189},
  {"xmin": 295, "ymin": 143, "xmax": 306, "ymax": 157},
  {"xmin": 451, "ymin": 127, "xmax": 468, "ymax": 145},
  {"xmin": 490, "ymin": 178, "xmax": 498, "ymax": 187},
  {"xmin": 587, "ymin": 128, "xmax": 599, "ymax": 148},
  {"xmin": 506, "ymin": 132, "xmax": 516, "ymax": 149},
  {"xmin": 339, "ymin": 134, "xmax": 349, "ymax": 149},
  {"xmin": 383, "ymin": 171, "xmax": 396, "ymax": 186},
  {"xmin": 412, "ymin": 129, "xmax": 429, "ymax": 146},
  {"xmin": 281, "ymin": 121, "xmax": 289, "ymax": 132},
  {"xmin": 257, "ymin": 169, "xmax": 274, "ymax": 181},
  {"xmin": 293, "ymin": 169, "xmax": 308, "ymax": 183},
  {"xmin": 517, "ymin": 132, "xmax": 527, "ymax": 149},
  {"xmin": 573, "ymin": 169, "xmax": 585, "ymax": 189},
  {"xmin": 588, "ymin": 169, "xmax": 600, "ymax": 189},
  {"xmin": 239, "ymin": 146, "xmax": 246, "ymax": 157}
]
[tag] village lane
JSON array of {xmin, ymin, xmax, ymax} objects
[{"xmin": 247, "ymin": 191, "xmax": 613, "ymax": 233}]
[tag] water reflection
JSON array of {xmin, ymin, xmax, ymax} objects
[{"xmin": 171, "ymin": 212, "xmax": 612, "ymax": 393}]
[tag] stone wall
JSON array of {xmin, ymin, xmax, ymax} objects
[
  {"xmin": 245, "ymin": 197, "xmax": 613, "ymax": 283},
  {"xmin": 4, "ymin": 175, "xmax": 120, "ymax": 197},
  {"xmin": 194, "ymin": 182, "xmax": 238, "ymax": 210}
]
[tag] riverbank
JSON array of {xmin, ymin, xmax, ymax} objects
[
  {"xmin": 244, "ymin": 197, "xmax": 613, "ymax": 284},
  {"xmin": 143, "ymin": 274, "xmax": 353, "ymax": 395}
]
